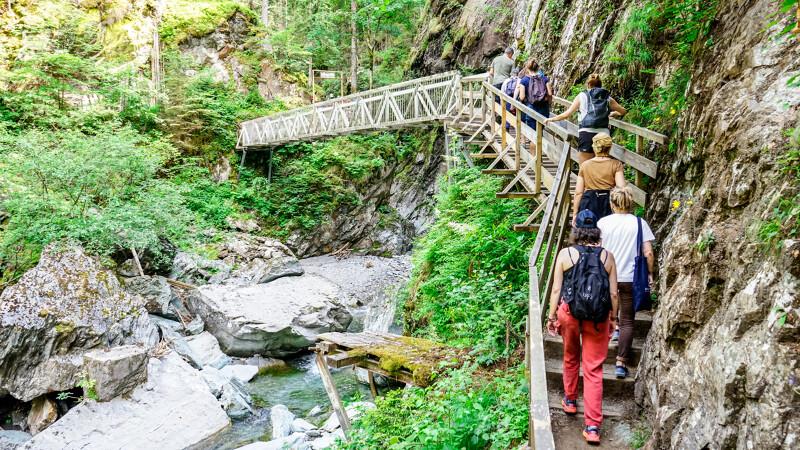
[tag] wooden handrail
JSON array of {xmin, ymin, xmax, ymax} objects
[{"xmin": 551, "ymin": 96, "xmax": 667, "ymax": 144}]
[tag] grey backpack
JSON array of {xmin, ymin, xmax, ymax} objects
[{"xmin": 580, "ymin": 88, "xmax": 611, "ymax": 129}]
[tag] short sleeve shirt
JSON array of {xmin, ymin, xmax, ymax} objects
[
  {"xmin": 578, "ymin": 158, "xmax": 624, "ymax": 190},
  {"xmin": 491, "ymin": 55, "xmax": 514, "ymax": 85},
  {"xmin": 598, "ymin": 214, "xmax": 655, "ymax": 282}
]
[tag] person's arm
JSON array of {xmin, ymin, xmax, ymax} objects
[
  {"xmin": 516, "ymin": 81, "xmax": 526, "ymax": 102},
  {"xmin": 546, "ymin": 250, "xmax": 566, "ymax": 335},
  {"xmin": 572, "ymin": 174, "xmax": 584, "ymax": 225},
  {"xmin": 609, "ymin": 98, "xmax": 627, "ymax": 118},
  {"xmin": 545, "ymin": 97, "xmax": 579, "ymax": 123},
  {"xmin": 605, "ymin": 250, "xmax": 619, "ymax": 330},
  {"xmin": 614, "ymin": 165, "xmax": 626, "ymax": 187},
  {"xmin": 643, "ymin": 240, "xmax": 655, "ymax": 285},
  {"xmin": 546, "ymin": 81, "xmax": 554, "ymax": 97}
]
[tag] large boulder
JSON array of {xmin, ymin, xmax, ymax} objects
[
  {"xmin": 217, "ymin": 233, "xmax": 304, "ymax": 285},
  {"xmin": 188, "ymin": 274, "xmax": 352, "ymax": 357},
  {"xmin": 83, "ymin": 345, "xmax": 148, "ymax": 401},
  {"xmin": 22, "ymin": 352, "xmax": 230, "ymax": 449},
  {"xmin": 0, "ymin": 244, "xmax": 157, "ymax": 402},
  {"xmin": 0, "ymin": 430, "xmax": 31, "ymax": 449},
  {"xmin": 122, "ymin": 276, "xmax": 190, "ymax": 322}
]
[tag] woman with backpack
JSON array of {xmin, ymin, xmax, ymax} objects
[
  {"xmin": 544, "ymin": 73, "xmax": 627, "ymax": 165},
  {"xmin": 546, "ymin": 209, "xmax": 619, "ymax": 445},
  {"xmin": 515, "ymin": 59, "xmax": 553, "ymax": 125},
  {"xmin": 598, "ymin": 186, "xmax": 656, "ymax": 380},
  {"xmin": 572, "ymin": 133, "xmax": 626, "ymax": 223}
]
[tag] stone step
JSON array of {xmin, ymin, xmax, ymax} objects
[
  {"xmin": 543, "ymin": 335, "xmax": 645, "ymax": 366},
  {"xmin": 547, "ymin": 391, "xmax": 635, "ymax": 418},
  {"xmin": 544, "ymin": 358, "xmax": 636, "ymax": 397}
]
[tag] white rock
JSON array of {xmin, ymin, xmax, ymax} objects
[
  {"xmin": 237, "ymin": 432, "xmax": 309, "ymax": 450},
  {"xmin": 189, "ymin": 276, "xmax": 351, "ymax": 357},
  {"xmin": 221, "ymin": 364, "xmax": 259, "ymax": 383},
  {"xmin": 0, "ymin": 430, "xmax": 31, "ymax": 449},
  {"xmin": 22, "ymin": 352, "xmax": 230, "ymax": 449},
  {"xmin": 321, "ymin": 402, "xmax": 376, "ymax": 432},
  {"xmin": 185, "ymin": 332, "xmax": 231, "ymax": 369},
  {"xmin": 270, "ymin": 404, "xmax": 295, "ymax": 439},
  {"xmin": 291, "ymin": 417, "xmax": 317, "ymax": 433},
  {"xmin": 309, "ymin": 429, "xmax": 345, "ymax": 450},
  {"xmin": 200, "ymin": 366, "xmax": 228, "ymax": 397}
]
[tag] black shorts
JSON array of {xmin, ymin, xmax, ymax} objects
[
  {"xmin": 579, "ymin": 190, "xmax": 612, "ymax": 220},
  {"xmin": 578, "ymin": 131, "xmax": 597, "ymax": 153}
]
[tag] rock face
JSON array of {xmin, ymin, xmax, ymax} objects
[
  {"xmin": 189, "ymin": 275, "xmax": 352, "ymax": 357},
  {"xmin": 0, "ymin": 245, "xmax": 157, "ymax": 402},
  {"xmin": 22, "ymin": 352, "xmax": 230, "ymax": 450},
  {"xmin": 83, "ymin": 345, "xmax": 148, "ymax": 402},
  {"xmin": 123, "ymin": 275, "xmax": 190, "ymax": 322},
  {"xmin": 287, "ymin": 131, "xmax": 444, "ymax": 258}
]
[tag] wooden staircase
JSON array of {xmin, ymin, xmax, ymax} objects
[{"xmin": 237, "ymin": 71, "xmax": 667, "ymax": 450}]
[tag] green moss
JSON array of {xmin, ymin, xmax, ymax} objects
[
  {"xmin": 350, "ymin": 335, "xmax": 452, "ymax": 386},
  {"xmin": 54, "ymin": 321, "xmax": 75, "ymax": 334},
  {"xmin": 160, "ymin": 0, "xmax": 257, "ymax": 47}
]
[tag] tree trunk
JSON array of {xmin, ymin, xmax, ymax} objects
[
  {"xmin": 349, "ymin": 0, "xmax": 358, "ymax": 93},
  {"xmin": 261, "ymin": 0, "xmax": 269, "ymax": 27}
]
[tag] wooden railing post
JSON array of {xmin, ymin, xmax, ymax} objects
[
  {"xmin": 535, "ymin": 121, "xmax": 543, "ymax": 194},
  {"xmin": 501, "ymin": 99, "xmax": 508, "ymax": 149},
  {"xmin": 515, "ymin": 107, "xmax": 522, "ymax": 171},
  {"xmin": 635, "ymin": 135, "xmax": 645, "ymax": 189}
]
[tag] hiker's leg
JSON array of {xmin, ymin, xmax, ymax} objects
[
  {"xmin": 557, "ymin": 303, "xmax": 580, "ymax": 401},
  {"xmin": 617, "ymin": 282, "xmax": 635, "ymax": 365},
  {"xmin": 580, "ymin": 319, "xmax": 610, "ymax": 427}
]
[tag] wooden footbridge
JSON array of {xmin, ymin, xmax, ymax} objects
[{"xmin": 238, "ymin": 72, "xmax": 666, "ymax": 448}]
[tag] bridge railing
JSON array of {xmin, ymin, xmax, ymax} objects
[{"xmin": 237, "ymin": 71, "xmax": 461, "ymax": 148}]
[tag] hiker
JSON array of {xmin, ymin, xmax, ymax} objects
[
  {"xmin": 501, "ymin": 67, "xmax": 521, "ymax": 130},
  {"xmin": 572, "ymin": 133, "xmax": 625, "ymax": 223},
  {"xmin": 546, "ymin": 209, "xmax": 619, "ymax": 445},
  {"xmin": 598, "ymin": 186, "xmax": 655, "ymax": 379},
  {"xmin": 489, "ymin": 47, "xmax": 515, "ymax": 102},
  {"xmin": 515, "ymin": 58, "xmax": 552, "ymax": 123},
  {"xmin": 544, "ymin": 73, "xmax": 627, "ymax": 165}
]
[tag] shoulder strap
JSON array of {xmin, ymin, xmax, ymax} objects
[
  {"xmin": 601, "ymin": 248, "xmax": 609, "ymax": 264},
  {"xmin": 637, "ymin": 217, "xmax": 644, "ymax": 258}
]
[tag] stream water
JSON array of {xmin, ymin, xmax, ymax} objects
[
  {"xmin": 206, "ymin": 255, "xmax": 409, "ymax": 449},
  {"xmin": 209, "ymin": 354, "xmax": 372, "ymax": 449}
]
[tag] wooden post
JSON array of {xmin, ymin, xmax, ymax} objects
[
  {"xmin": 367, "ymin": 371, "xmax": 378, "ymax": 400},
  {"xmin": 535, "ymin": 121, "xmax": 543, "ymax": 194},
  {"xmin": 515, "ymin": 107, "xmax": 522, "ymax": 171},
  {"xmin": 635, "ymin": 135, "xmax": 645, "ymax": 188},
  {"xmin": 315, "ymin": 351, "xmax": 351, "ymax": 439},
  {"xmin": 481, "ymin": 84, "xmax": 487, "ymax": 127},
  {"xmin": 130, "ymin": 247, "xmax": 144, "ymax": 277},
  {"xmin": 501, "ymin": 99, "xmax": 507, "ymax": 150}
]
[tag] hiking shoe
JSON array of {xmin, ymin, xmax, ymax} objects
[
  {"xmin": 562, "ymin": 397, "xmax": 578, "ymax": 415},
  {"xmin": 615, "ymin": 365, "xmax": 629, "ymax": 379},
  {"xmin": 583, "ymin": 426, "xmax": 601, "ymax": 445},
  {"xmin": 611, "ymin": 328, "xmax": 620, "ymax": 341}
]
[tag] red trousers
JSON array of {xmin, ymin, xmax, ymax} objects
[{"xmin": 556, "ymin": 302, "xmax": 610, "ymax": 427}]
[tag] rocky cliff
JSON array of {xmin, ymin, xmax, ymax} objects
[{"xmin": 413, "ymin": 0, "xmax": 799, "ymax": 448}]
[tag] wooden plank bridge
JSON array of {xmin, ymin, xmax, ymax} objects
[{"xmin": 238, "ymin": 72, "xmax": 666, "ymax": 449}]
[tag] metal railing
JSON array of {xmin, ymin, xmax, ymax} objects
[{"xmin": 237, "ymin": 71, "xmax": 461, "ymax": 148}]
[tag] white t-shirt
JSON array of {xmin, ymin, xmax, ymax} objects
[
  {"xmin": 598, "ymin": 213, "xmax": 655, "ymax": 283},
  {"xmin": 577, "ymin": 91, "xmax": 611, "ymax": 135}
]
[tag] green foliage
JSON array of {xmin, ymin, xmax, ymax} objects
[
  {"xmin": 0, "ymin": 125, "xmax": 199, "ymax": 282},
  {"xmin": 163, "ymin": 61, "xmax": 286, "ymax": 158},
  {"xmin": 160, "ymin": 0, "xmax": 257, "ymax": 47},
  {"xmin": 338, "ymin": 364, "xmax": 529, "ymax": 449},
  {"xmin": 77, "ymin": 370, "xmax": 99, "ymax": 401},
  {"xmin": 404, "ymin": 167, "xmax": 534, "ymax": 363},
  {"xmin": 758, "ymin": 194, "xmax": 800, "ymax": 248},
  {"xmin": 629, "ymin": 422, "xmax": 652, "ymax": 449},
  {"xmin": 179, "ymin": 132, "xmax": 425, "ymax": 236},
  {"xmin": 694, "ymin": 230, "xmax": 716, "ymax": 255}
]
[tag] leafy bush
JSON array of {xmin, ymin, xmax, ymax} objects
[
  {"xmin": 403, "ymin": 167, "xmax": 534, "ymax": 363},
  {"xmin": 338, "ymin": 364, "xmax": 529, "ymax": 449},
  {"xmin": 0, "ymin": 125, "xmax": 199, "ymax": 282}
]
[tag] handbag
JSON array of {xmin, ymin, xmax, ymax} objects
[{"xmin": 632, "ymin": 217, "xmax": 652, "ymax": 312}]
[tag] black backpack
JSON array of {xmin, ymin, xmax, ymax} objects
[
  {"xmin": 564, "ymin": 246, "xmax": 611, "ymax": 323},
  {"xmin": 580, "ymin": 88, "xmax": 610, "ymax": 129}
]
